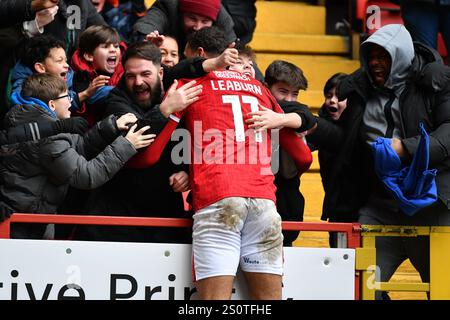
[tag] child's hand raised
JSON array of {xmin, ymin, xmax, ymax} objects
[
  {"xmin": 145, "ymin": 30, "xmax": 165, "ymax": 47},
  {"xmin": 86, "ymin": 75, "xmax": 110, "ymax": 97}
]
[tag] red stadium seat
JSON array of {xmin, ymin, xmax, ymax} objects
[{"xmin": 437, "ymin": 33, "xmax": 449, "ymax": 64}]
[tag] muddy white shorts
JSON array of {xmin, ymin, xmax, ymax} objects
[{"xmin": 192, "ymin": 197, "xmax": 284, "ymax": 281}]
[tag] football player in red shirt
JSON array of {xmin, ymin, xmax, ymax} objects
[{"xmin": 130, "ymin": 27, "xmax": 312, "ymax": 300}]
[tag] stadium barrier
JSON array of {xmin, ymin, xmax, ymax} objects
[
  {"xmin": 358, "ymin": 225, "xmax": 450, "ymax": 300},
  {"xmin": 1, "ymin": 214, "xmax": 449, "ymax": 299}
]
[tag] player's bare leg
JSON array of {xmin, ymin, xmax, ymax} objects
[
  {"xmin": 195, "ymin": 275, "xmax": 235, "ymax": 300},
  {"xmin": 243, "ymin": 272, "xmax": 282, "ymax": 300}
]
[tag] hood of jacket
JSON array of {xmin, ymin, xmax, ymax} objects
[
  {"xmin": 338, "ymin": 27, "xmax": 449, "ymax": 101},
  {"xmin": 360, "ymin": 24, "xmax": 415, "ymax": 91},
  {"xmin": 6, "ymin": 92, "xmax": 57, "ymax": 128}
]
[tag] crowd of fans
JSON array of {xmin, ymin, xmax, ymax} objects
[{"xmin": 0, "ymin": 0, "xmax": 449, "ymax": 300}]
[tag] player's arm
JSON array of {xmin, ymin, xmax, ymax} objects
[
  {"xmin": 126, "ymin": 114, "xmax": 181, "ymax": 168},
  {"xmin": 279, "ymin": 128, "xmax": 313, "ymax": 175},
  {"xmin": 256, "ymin": 92, "xmax": 312, "ymax": 174},
  {"xmin": 246, "ymin": 105, "xmax": 302, "ymax": 131},
  {"xmin": 245, "ymin": 105, "xmax": 312, "ymax": 174},
  {"xmin": 202, "ymin": 47, "xmax": 239, "ymax": 72}
]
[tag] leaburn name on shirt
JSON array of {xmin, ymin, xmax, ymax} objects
[{"xmin": 210, "ymin": 80, "xmax": 263, "ymax": 96}]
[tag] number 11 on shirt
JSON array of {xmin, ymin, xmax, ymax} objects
[{"xmin": 222, "ymin": 95, "xmax": 263, "ymax": 143}]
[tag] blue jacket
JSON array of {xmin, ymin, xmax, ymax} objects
[
  {"xmin": 372, "ymin": 123, "xmax": 437, "ymax": 215},
  {"xmin": 10, "ymin": 62, "xmax": 80, "ymax": 111}
]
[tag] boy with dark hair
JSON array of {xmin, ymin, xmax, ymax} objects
[
  {"xmin": 228, "ymin": 46, "xmax": 256, "ymax": 78},
  {"xmin": 11, "ymin": 35, "xmax": 106, "ymax": 113},
  {"xmin": 265, "ymin": 60, "xmax": 308, "ymax": 102},
  {"xmin": 321, "ymin": 73, "xmax": 348, "ymax": 121},
  {"xmin": 264, "ymin": 59, "xmax": 312, "ymax": 247},
  {"xmin": 0, "ymin": 72, "xmax": 154, "ymax": 238},
  {"xmin": 71, "ymin": 25, "xmax": 126, "ymax": 126}
]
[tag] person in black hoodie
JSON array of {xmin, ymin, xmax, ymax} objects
[{"xmin": 307, "ymin": 24, "xmax": 450, "ymax": 299}]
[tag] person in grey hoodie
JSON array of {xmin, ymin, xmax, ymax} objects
[{"xmin": 307, "ymin": 24, "xmax": 450, "ymax": 299}]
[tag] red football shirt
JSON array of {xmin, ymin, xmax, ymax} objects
[{"xmin": 175, "ymin": 70, "xmax": 284, "ymax": 211}]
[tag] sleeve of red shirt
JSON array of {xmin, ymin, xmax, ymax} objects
[
  {"xmin": 126, "ymin": 114, "xmax": 182, "ymax": 168},
  {"xmin": 279, "ymin": 128, "xmax": 312, "ymax": 175},
  {"xmin": 263, "ymin": 86, "xmax": 312, "ymax": 174}
]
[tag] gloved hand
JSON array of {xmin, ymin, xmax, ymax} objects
[
  {"xmin": 51, "ymin": 117, "xmax": 89, "ymax": 135},
  {"xmin": 0, "ymin": 205, "xmax": 13, "ymax": 222}
]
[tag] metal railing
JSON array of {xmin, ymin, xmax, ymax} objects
[{"xmin": 0, "ymin": 213, "xmax": 362, "ymax": 299}]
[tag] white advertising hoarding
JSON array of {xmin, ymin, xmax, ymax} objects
[{"xmin": 0, "ymin": 239, "xmax": 355, "ymax": 300}]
